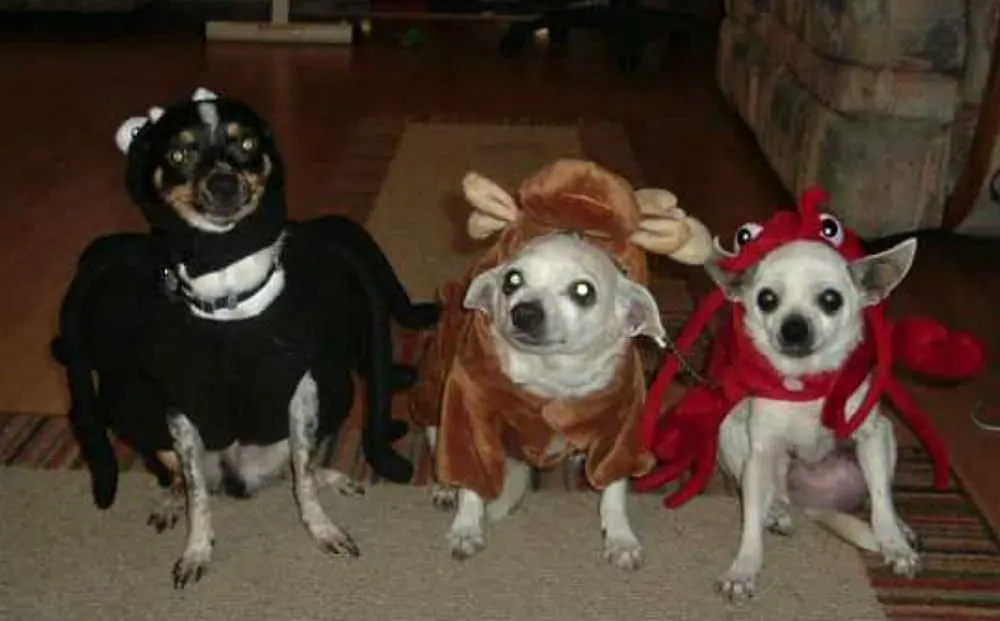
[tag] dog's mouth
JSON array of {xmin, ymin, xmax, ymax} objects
[
  {"xmin": 197, "ymin": 171, "xmax": 253, "ymax": 222},
  {"xmin": 506, "ymin": 329, "xmax": 567, "ymax": 351},
  {"xmin": 776, "ymin": 342, "xmax": 816, "ymax": 359}
]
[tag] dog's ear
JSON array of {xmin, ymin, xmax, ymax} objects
[
  {"xmin": 617, "ymin": 275, "xmax": 666, "ymax": 345},
  {"xmin": 848, "ymin": 238, "xmax": 917, "ymax": 306},
  {"xmin": 463, "ymin": 265, "xmax": 502, "ymax": 317},
  {"xmin": 704, "ymin": 259, "xmax": 753, "ymax": 302}
]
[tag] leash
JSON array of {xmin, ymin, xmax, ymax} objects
[
  {"xmin": 655, "ymin": 329, "xmax": 717, "ymax": 389},
  {"xmin": 663, "ymin": 338, "xmax": 716, "ymax": 388}
]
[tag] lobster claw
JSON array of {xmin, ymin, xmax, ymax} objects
[
  {"xmin": 893, "ymin": 315, "xmax": 987, "ymax": 381},
  {"xmin": 633, "ymin": 385, "xmax": 727, "ymax": 505}
]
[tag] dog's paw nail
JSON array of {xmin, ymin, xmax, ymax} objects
[
  {"xmin": 718, "ymin": 570, "xmax": 758, "ymax": 601},
  {"xmin": 316, "ymin": 529, "xmax": 360, "ymax": 558},
  {"xmin": 447, "ymin": 529, "xmax": 485, "ymax": 560},
  {"xmin": 323, "ymin": 539, "xmax": 361, "ymax": 558},
  {"xmin": 603, "ymin": 537, "xmax": 643, "ymax": 571},
  {"xmin": 172, "ymin": 554, "xmax": 210, "ymax": 589}
]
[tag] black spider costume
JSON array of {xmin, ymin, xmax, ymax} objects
[{"xmin": 52, "ymin": 95, "xmax": 439, "ymax": 509}]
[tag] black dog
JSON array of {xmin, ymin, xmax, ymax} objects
[{"xmin": 52, "ymin": 88, "xmax": 439, "ymax": 588}]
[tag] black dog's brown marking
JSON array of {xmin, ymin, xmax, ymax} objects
[{"xmin": 150, "ymin": 120, "xmax": 273, "ymax": 231}]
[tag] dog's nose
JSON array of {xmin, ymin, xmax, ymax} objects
[
  {"xmin": 510, "ymin": 301, "xmax": 545, "ymax": 334},
  {"xmin": 779, "ymin": 314, "xmax": 812, "ymax": 348},
  {"xmin": 205, "ymin": 172, "xmax": 240, "ymax": 202}
]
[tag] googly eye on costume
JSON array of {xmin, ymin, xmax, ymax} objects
[
  {"xmin": 114, "ymin": 105, "xmax": 166, "ymax": 154},
  {"xmin": 114, "ymin": 117, "xmax": 149, "ymax": 154},
  {"xmin": 732, "ymin": 222, "xmax": 763, "ymax": 251},
  {"xmin": 818, "ymin": 213, "xmax": 844, "ymax": 247},
  {"xmin": 114, "ymin": 88, "xmax": 223, "ymax": 154}
]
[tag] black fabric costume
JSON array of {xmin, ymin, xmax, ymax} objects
[{"xmin": 52, "ymin": 96, "xmax": 439, "ymax": 509}]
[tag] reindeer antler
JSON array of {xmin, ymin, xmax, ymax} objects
[
  {"xmin": 630, "ymin": 189, "xmax": 713, "ymax": 265},
  {"xmin": 463, "ymin": 171, "xmax": 519, "ymax": 240}
]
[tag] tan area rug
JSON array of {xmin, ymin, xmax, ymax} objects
[
  {"xmin": 365, "ymin": 122, "xmax": 586, "ymax": 300},
  {"xmin": 3, "ymin": 119, "xmax": 999, "ymax": 621},
  {"xmin": 0, "ymin": 468, "xmax": 886, "ymax": 621}
]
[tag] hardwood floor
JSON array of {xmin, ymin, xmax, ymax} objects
[{"xmin": 1, "ymin": 9, "xmax": 997, "ymax": 533}]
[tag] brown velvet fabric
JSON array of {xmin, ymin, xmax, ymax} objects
[
  {"xmin": 407, "ymin": 159, "xmax": 657, "ymax": 500},
  {"xmin": 479, "ymin": 159, "xmax": 650, "ymax": 284}
]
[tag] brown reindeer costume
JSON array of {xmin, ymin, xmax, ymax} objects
[{"xmin": 408, "ymin": 159, "xmax": 712, "ymax": 501}]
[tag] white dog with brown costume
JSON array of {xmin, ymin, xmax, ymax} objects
[{"xmin": 430, "ymin": 231, "xmax": 666, "ymax": 568}]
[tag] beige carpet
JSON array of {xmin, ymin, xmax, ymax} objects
[
  {"xmin": 0, "ymin": 468, "xmax": 885, "ymax": 621},
  {"xmin": 366, "ymin": 122, "xmax": 586, "ymax": 300}
]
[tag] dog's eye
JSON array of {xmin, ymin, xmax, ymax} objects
[
  {"xmin": 167, "ymin": 148, "xmax": 188, "ymax": 166},
  {"xmin": 733, "ymin": 222, "xmax": 763, "ymax": 251},
  {"xmin": 819, "ymin": 213, "xmax": 845, "ymax": 247},
  {"xmin": 501, "ymin": 269, "xmax": 524, "ymax": 296},
  {"xmin": 568, "ymin": 280, "xmax": 596, "ymax": 307},
  {"xmin": 817, "ymin": 289, "xmax": 843, "ymax": 315},
  {"xmin": 240, "ymin": 137, "xmax": 258, "ymax": 153},
  {"xmin": 756, "ymin": 288, "xmax": 780, "ymax": 314}
]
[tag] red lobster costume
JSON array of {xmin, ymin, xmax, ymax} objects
[{"xmin": 634, "ymin": 188, "xmax": 987, "ymax": 508}]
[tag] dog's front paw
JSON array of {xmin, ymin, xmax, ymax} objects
[
  {"xmin": 764, "ymin": 499, "xmax": 794, "ymax": 537},
  {"xmin": 718, "ymin": 561, "xmax": 760, "ymax": 601},
  {"xmin": 447, "ymin": 525, "xmax": 485, "ymax": 560},
  {"xmin": 172, "ymin": 547, "xmax": 211, "ymax": 589},
  {"xmin": 311, "ymin": 524, "xmax": 361, "ymax": 558},
  {"xmin": 879, "ymin": 540, "xmax": 921, "ymax": 577},
  {"xmin": 147, "ymin": 491, "xmax": 184, "ymax": 533},
  {"xmin": 314, "ymin": 469, "xmax": 365, "ymax": 497},
  {"xmin": 603, "ymin": 534, "xmax": 643, "ymax": 571},
  {"xmin": 432, "ymin": 484, "xmax": 458, "ymax": 510}
]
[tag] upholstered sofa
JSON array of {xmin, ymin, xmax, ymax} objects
[{"xmin": 717, "ymin": 0, "xmax": 999, "ymax": 237}]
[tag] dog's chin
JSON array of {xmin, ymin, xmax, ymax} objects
[
  {"xmin": 502, "ymin": 329, "xmax": 568, "ymax": 354},
  {"xmin": 194, "ymin": 202, "xmax": 257, "ymax": 232},
  {"xmin": 776, "ymin": 343, "xmax": 816, "ymax": 360}
]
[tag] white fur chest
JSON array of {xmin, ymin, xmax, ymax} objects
[
  {"xmin": 741, "ymin": 377, "xmax": 876, "ymax": 464},
  {"xmin": 494, "ymin": 339, "xmax": 626, "ymax": 401},
  {"xmin": 177, "ymin": 236, "xmax": 286, "ymax": 321}
]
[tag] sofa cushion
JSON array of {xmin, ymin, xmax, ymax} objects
[
  {"xmin": 730, "ymin": 0, "xmax": 967, "ymax": 74},
  {"xmin": 719, "ymin": 15, "xmax": 953, "ymax": 236},
  {"xmin": 741, "ymin": 11, "xmax": 960, "ymax": 122}
]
